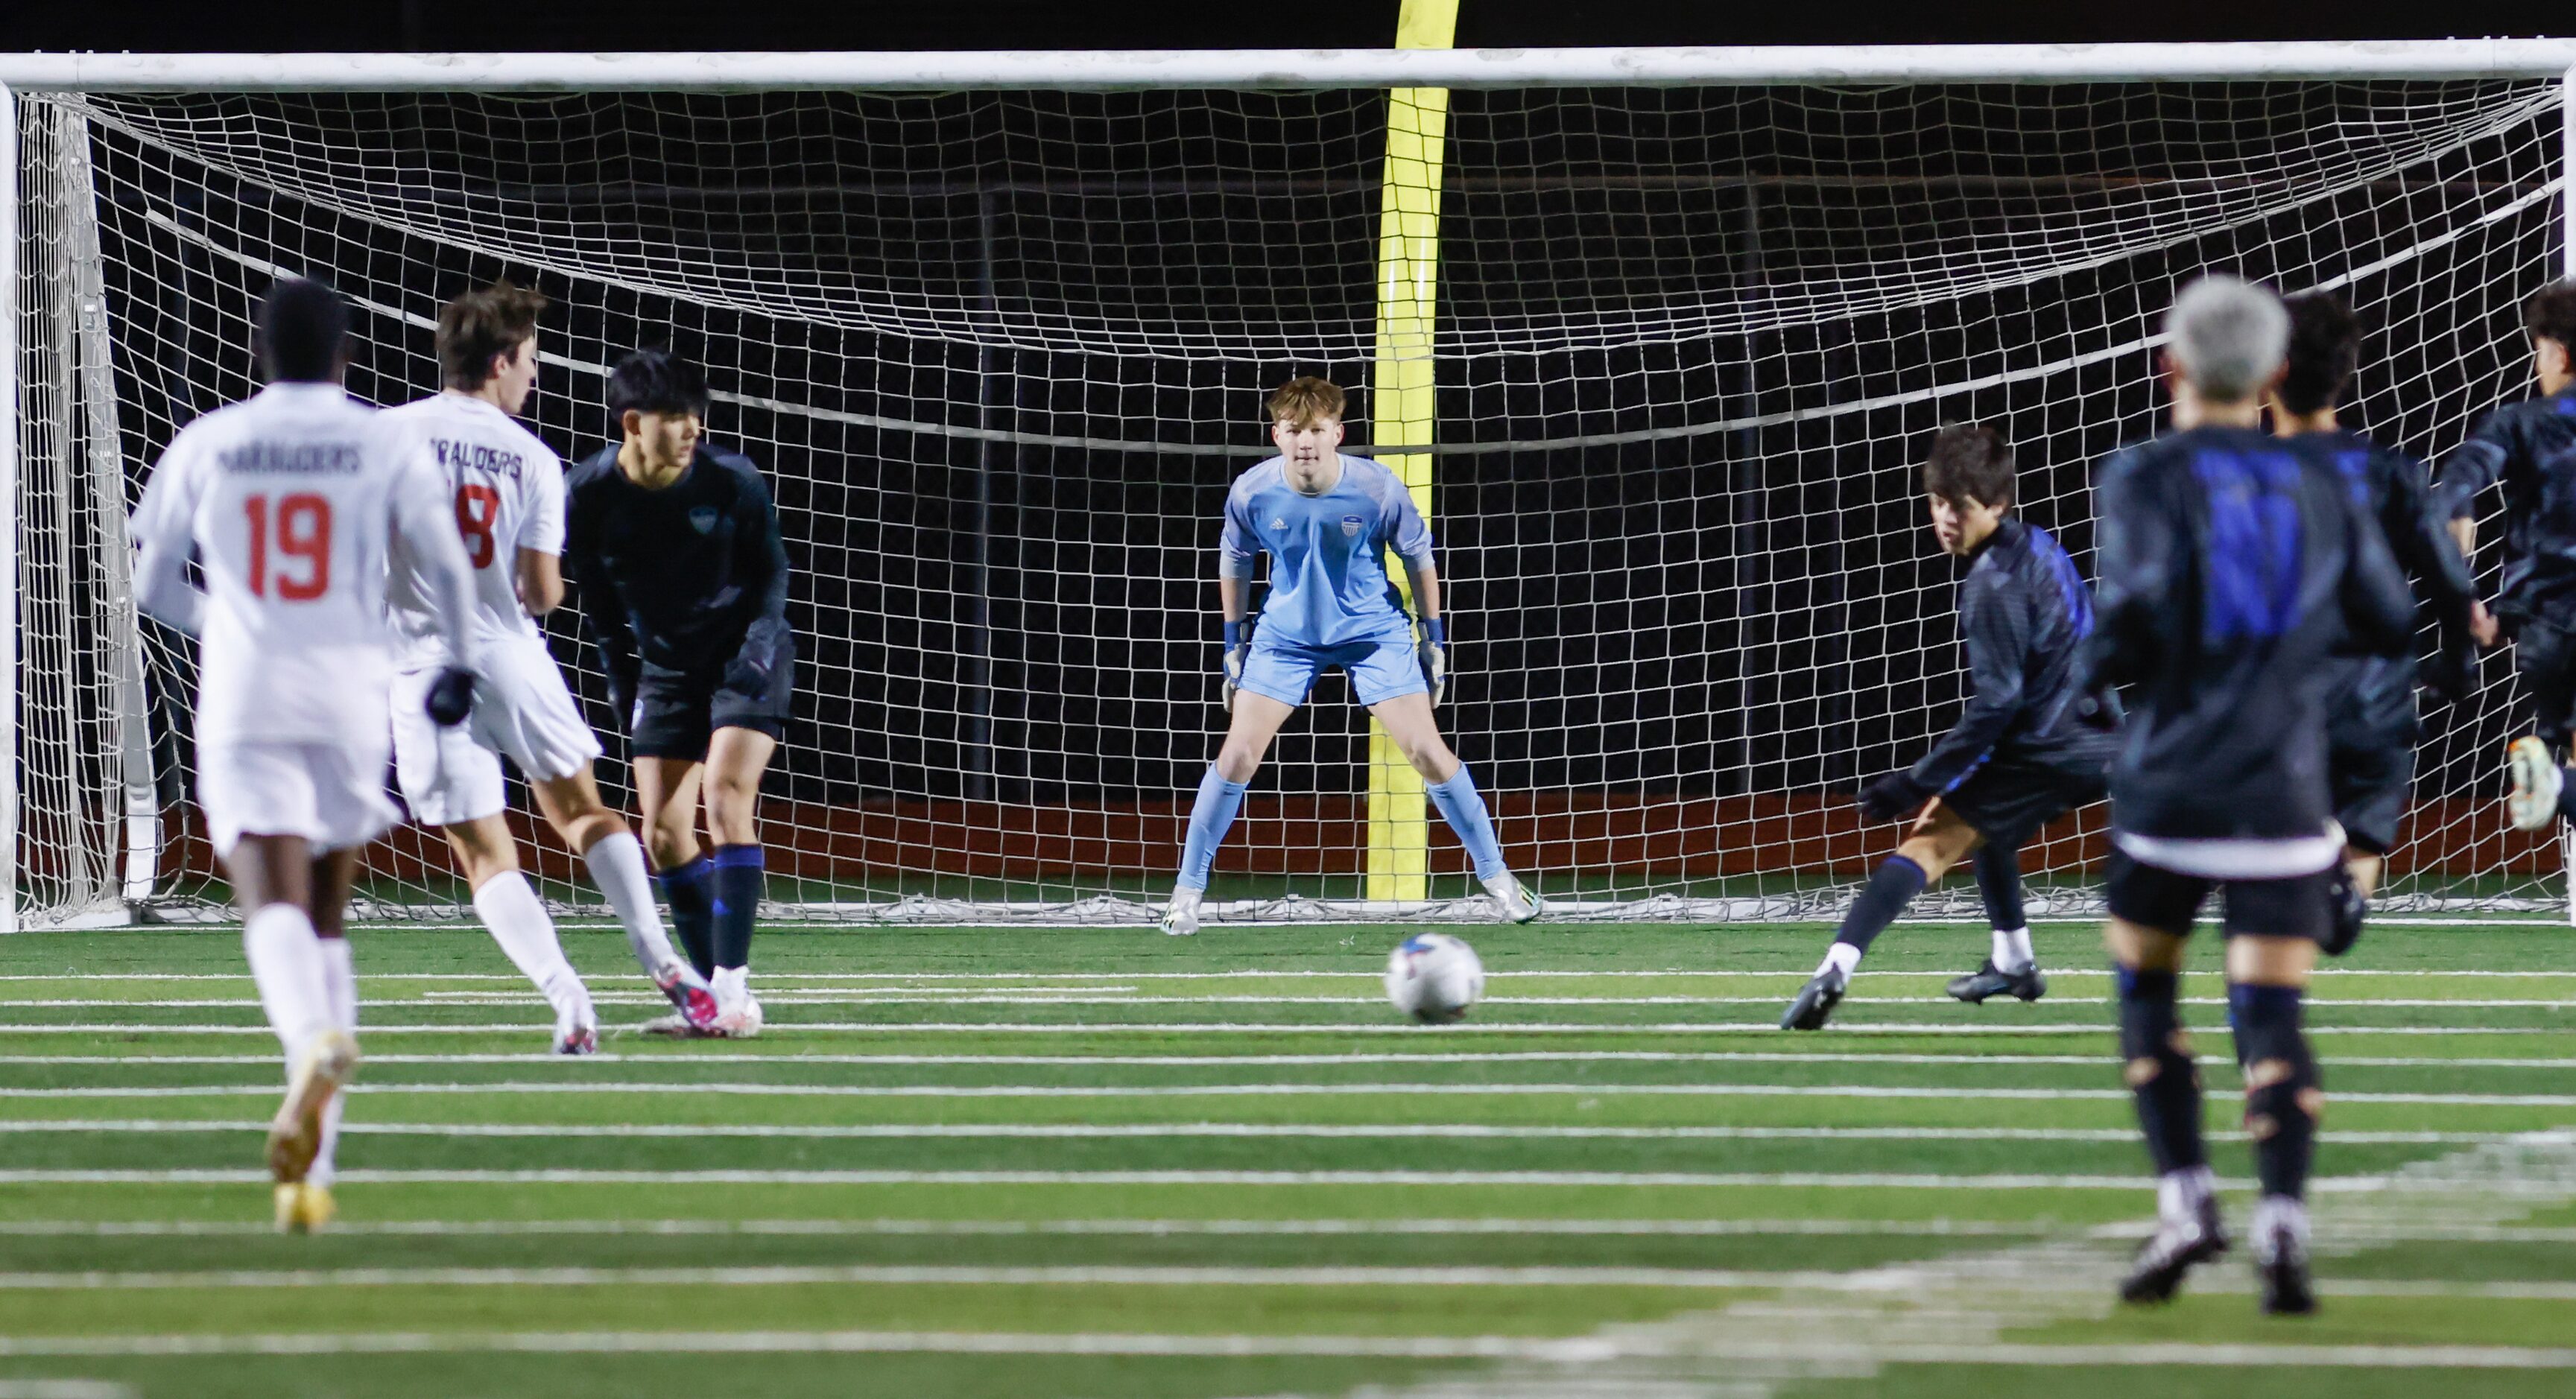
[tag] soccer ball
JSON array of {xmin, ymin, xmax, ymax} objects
[{"xmin": 1384, "ymin": 933, "xmax": 1486, "ymax": 1023}]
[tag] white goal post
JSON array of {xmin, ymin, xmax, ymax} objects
[{"xmin": 8, "ymin": 40, "xmax": 2576, "ymax": 930}]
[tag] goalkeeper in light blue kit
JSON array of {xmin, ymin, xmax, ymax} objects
[{"xmin": 1162, "ymin": 375, "xmax": 1541, "ymax": 934}]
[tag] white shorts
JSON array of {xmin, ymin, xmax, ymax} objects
[
  {"xmin": 391, "ymin": 637, "xmax": 605, "ymax": 828},
  {"xmin": 197, "ymin": 740, "xmax": 399, "ymax": 856}
]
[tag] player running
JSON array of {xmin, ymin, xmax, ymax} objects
[
  {"xmin": 129, "ymin": 277, "xmax": 481, "ymax": 1232},
  {"xmin": 384, "ymin": 283, "xmax": 722, "ymax": 1047},
  {"xmin": 2268, "ymin": 291, "xmax": 2491, "ymax": 954},
  {"xmin": 2085, "ymin": 276, "xmax": 2414, "ymax": 1315},
  {"xmin": 2434, "ymin": 280, "xmax": 2576, "ymax": 834},
  {"xmin": 565, "ymin": 349, "xmax": 792, "ymax": 1036},
  {"xmin": 1162, "ymin": 375, "xmax": 1539, "ymax": 935},
  {"xmin": 1781, "ymin": 425, "xmax": 2115, "ymax": 1030}
]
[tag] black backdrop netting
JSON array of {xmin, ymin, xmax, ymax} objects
[{"xmin": 28, "ymin": 80, "xmax": 2566, "ymax": 913}]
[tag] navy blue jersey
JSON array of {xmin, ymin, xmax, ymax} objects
[
  {"xmin": 2080, "ymin": 425, "xmax": 2416, "ymax": 841},
  {"xmin": 2434, "ymin": 386, "xmax": 2576, "ymax": 626},
  {"xmin": 563, "ymin": 442, "xmax": 791, "ymax": 702},
  {"xmin": 1908, "ymin": 517, "xmax": 2111, "ymax": 794},
  {"xmin": 2303, "ymin": 428, "xmax": 2481, "ymax": 712}
]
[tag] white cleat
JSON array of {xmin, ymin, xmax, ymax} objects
[
  {"xmin": 267, "ymin": 1028, "xmax": 358, "ymax": 1187},
  {"xmin": 1162, "ymin": 886, "xmax": 1203, "ymax": 937},
  {"xmin": 1481, "ymin": 872, "xmax": 1542, "ymax": 924},
  {"xmin": 711, "ymin": 967, "xmax": 763, "ymax": 1038},
  {"xmin": 2507, "ymin": 737, "xmax": 2563, "ymax": 833}
]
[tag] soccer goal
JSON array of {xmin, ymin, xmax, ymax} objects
[{"xmin": 7, "ymin": 41, "xmax": 2576, "ymax": 930}]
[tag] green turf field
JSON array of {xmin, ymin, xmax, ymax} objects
[{"xmin": 1, "ymin": 916, "xmax": 2572, "ymax": 1398}]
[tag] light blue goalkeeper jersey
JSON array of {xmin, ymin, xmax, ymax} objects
[{"xmin": 1220, "ymin": 454, "xmax": 1434, "ymax": 647}]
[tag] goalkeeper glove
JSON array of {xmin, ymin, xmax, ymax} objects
[
  {"xmin": 1418, "ymin": 617, "xmax": 1449, "ymax": 706},
  {"xmin": 1857, "ymin": 770, "xmax": 1934, "ymax": 823},
  {"xmin": 1221, "ymin": 619, "xmax": 1250, "ymax": 712},
  {"xmin": 425, "ymin": 666, "xmax": 479, "ymax": 728}
]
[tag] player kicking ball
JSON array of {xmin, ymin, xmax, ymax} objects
[
  {"xmin": 566, "ymin": 350, "xmax": 793, "ymax": 1035},
  {"xmin": 2086, "ymin": 276, "xmax": 2414, "ymax": 1315},
  {"xmin": 1781, "ymin": 425, "xmax": 2113, "ymax": 1030},
  {"xmin": 2434, "ymin": 281, "xmax": 2576, "ymax": 837},
  {"xmin": 384, "ymin": 283, "xmax": 722, "ymax": 1049},
  {"xmin": 2268, "ymin": 292, "xmax": 2490, "ymax": 954},
  {"xmin": 1162, "ymin": 376, "xmax": 1538, "ymax": 935},
  {"xmin": 130, "ymin": 277, "xmax": 481, "ymax": 1231}
]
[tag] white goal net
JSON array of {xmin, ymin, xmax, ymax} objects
[{"xmin": 8, "ymin": 48, "xmax": 2573, "ymax": 927}]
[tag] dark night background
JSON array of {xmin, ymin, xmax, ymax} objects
[{"xmin": 13, "ymin": 2, "xmax": 2570, "ymax": 907}]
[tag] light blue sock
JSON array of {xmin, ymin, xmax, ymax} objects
[
  {"xmin": 1179, "ymin": 766, "xmax": 1250, "ymax": 891},
  {"xmin": 1426, "ymin": 765, "xmax": 1508, "ymax": 881}
]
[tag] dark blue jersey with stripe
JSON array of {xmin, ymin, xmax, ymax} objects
[
  {"xmin": 2080, "ymin": 425, "xmax": 2417, "ymax": 841},
  {"xmin": 2303, "ymin": 428, "xmax": 2481, "ymax": 727},
  {"xmin": 1907, "ymin": 517, "xmax": 2111, "ymax": 795},
  {"xmin": 563, "ymin": 442, "xmax": 791, "ymax": 703},
  {"xmin": 2434, "ymin": 386, "xmax": 2576, "ymax": 626}
]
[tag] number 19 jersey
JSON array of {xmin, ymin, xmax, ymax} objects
[
  {"xmin": 127, "ymin": 381, "xmax": 453, "ymax": 749},
  {"xmin": 381, "ymin": 393, "xmax": 566, "ymax": 671}
]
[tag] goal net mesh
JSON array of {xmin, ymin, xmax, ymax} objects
[{"xmin": 10, "ymin": 76, "xmax": 2566, "ymax": 926}]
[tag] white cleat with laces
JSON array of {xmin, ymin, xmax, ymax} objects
[
  {"xmin": 1162, "ymin": 886, "xmax": 1203, "ymax": 937},
  {"xmin": 1481, "ymin": 872, "xmax": 1542, "ymax": 924}
]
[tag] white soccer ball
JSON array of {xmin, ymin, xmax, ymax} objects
[{"xmin": 1384, "ymin": 933, "xmax": 1486, "ymax": 1023}]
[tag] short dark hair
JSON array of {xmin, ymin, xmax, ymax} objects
[
  {"xmin": 2279, "ymin": 291, "xmax": 2363, "ymax": 417},
  {"xmin": 1922, "ymin": 423, "xmax": 2013, "ymax": 509},
  {"xmin": 2528, "ymin": 280, "xmax": 2576, "ymax": 354},
  {"xmin": 256, "ymin": 276, "xmax": 349, "ymax": 383},
  {"xmin": 439, "ymin": 279, "xmax": 548, "ymax": 390},
  {"xmin": 607, "ymin": 348, "xmax": 709, "ymax": 419}
]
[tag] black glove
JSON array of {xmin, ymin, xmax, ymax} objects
[
  {"xmin": 2074, "ymin": 684, "xmax": 2124, "ymax": 732},
  {"xmin": 425, "ymin": 666, "xmax": 478, "ymax": 727},
  {"xmin": 1857, "ymin": 771, "xmax": 1934, "ymax": 823},
  {"xmin": 604, "ymin": 663, "xmax": 639, "ymax": 730},
  {"xmin": 724, "ymin": 618, "xmax": 788, "ymax": 695},
  {"xmin": 2419, "ymin": 637, "xmax": 2479, "ymax": 711}
]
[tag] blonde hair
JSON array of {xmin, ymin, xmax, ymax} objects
[{"xmin": 1267, "ymin": 375, "xmax": 1345, "ymax": 428}]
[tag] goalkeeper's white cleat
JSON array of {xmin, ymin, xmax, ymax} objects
[
  {"xmin": 267, "ymin": 1028, "xmax": 358, "ymax": 1186},
  {"xmin": 1482, "ymin": 872, "xmax": 1542, "ymax": 924},
  {"xmin": 1162, "ymin": 887, "xmax": 1203, "ymax": 937},
  {"xmin": 2507, "ymin": 737, "xmax": 2563, "ymax": 833}
]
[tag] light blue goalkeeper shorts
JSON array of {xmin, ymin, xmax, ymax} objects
[{"xmin": 1238, "ymin": 632, "xmax": 1428, "ymax": 708}]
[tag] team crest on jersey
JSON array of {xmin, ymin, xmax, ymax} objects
[
  {"xmin": 689, "ymin": 506, "xmax": 720, "ymax": 535},
  {"xmin": 1341, "ymin": 515, "xmax": 1364, "ymax": 537}
]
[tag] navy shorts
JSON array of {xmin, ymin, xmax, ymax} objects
[
  {"xmin": 2325, "ymin": 657, "xmax": 2417, "ymax": 856},
  {"xmin": 1940, "ymin": 756, "xmax": 2109, "ymax": 850},
  {"xmin": 629, "ymin": 632, "xmax": 795, "ymax": 760},
  {"xmin": 2104, "ymin": 848, "xmax": 2331, "ymax": 942}
]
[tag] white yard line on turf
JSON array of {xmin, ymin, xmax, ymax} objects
[
  {"xmin": 2, "ymin": 965, "xmax": 2571, "ymax": 982},
  {"xmin": 3, "ymin": 1052, "xmax": 2570, "ymax": 1069},
  {"xmin": 10, "ymin": 1080, "xmax": 2572, "ymax": 1104},
  {"xmin": 19, "ymin": 994, "xmax": 2576, "ymax": 1008},
  {"xmin": 4, "ymin": 1330, "xmax": 2575, "ymax": 1367},
  {"xmin": 0, "ymin": 1022, "xmax": 2555, "ymax": 1036},
  {"xmin": 0, "ymin": 1168, "xmax": 2461, "ymax": 1190},
  {"xmin": 0, "ymin": 1120, "xmax": 2517, "ymax": 1146},
  {"xmin": 0, "ymin": 1216, "xmax": 2054, "ymax": 1239}
]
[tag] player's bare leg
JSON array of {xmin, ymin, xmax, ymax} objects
[
  {"xmin": 1785, "ymin": 801, "xmax": 1983, "ymax": 1030},
  {"xmin": 1166, "ymin": 692, "xmax": 1297, "ymax": 936},
  {"xmin": 228, "ymin": 833, "xmax": 358, "ymax": 1232},
  {"xmin": 697, "ymin": 726, "xmax": 779, "ymax": 1033},
  {"xmin": 440, "ymin": 813, "xmax": 596, "ymax": 1054},
  {"xmin": 533, "ymin": 767, "xmax": 718, "ymax": 1031},
  {"xmin": 1367, "ymin": 691, "xmax": 1538, "ymax": 922}
]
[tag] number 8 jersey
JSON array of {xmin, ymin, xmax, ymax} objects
[
  {"xmin": 130, "ymin": 381, "xmax": 465, "ymax": 751},
  {"xmin": 380, "ymin": 392, "xmax": 566, "ymax": 672}
]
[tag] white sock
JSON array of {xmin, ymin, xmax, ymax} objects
[
  {"xmin": 242, "ymin": 904, "xmax": 329, "ymax": 1060},
  {"xmin": 1819, "ymin": 942, "xmax": 1861, "ymax": 978},
  {"xmin": 2252, "ymin": 1193, "xmax": 2311, "ymax": 1257},
  {"xmin": 583, "ymin": 831, "xmax": 683, "ymax": 974},
  {"xmin": 1992, "ymin": 926, "xmax": 2036, "ymax": 973},
  {"xmin": 472, "ymin": 870, "xmax": 588, "ymax": 1017},
  {"xmin": 2157, "ymin": 1164, "xmax": 2218, "ymax": 1224},
  {"xmin": 311, "ymin": 937, "xmax": 358, "ymax": 1187},
  {"xmin": 712, "ymin": 965, "xmax": 750, "ymax": 1008}
]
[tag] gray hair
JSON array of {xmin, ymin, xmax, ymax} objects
[{"xmin": 2165, "ymin": 275, "xmax": 2288, "ymax": 402}]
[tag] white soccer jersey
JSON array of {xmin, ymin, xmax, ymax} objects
[
  {"xmin": 380, "ymin": 392, "xmax": 566, "ymax": 670},
  {"xmin": 129, "ymin": 381, "xmax": 470, "ymax": 750}
]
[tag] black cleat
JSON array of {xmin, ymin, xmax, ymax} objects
[
  {"xmin": 2320, "ymin": 867, "xmax": 2367, "ymax": 958},
  {"xmin": 2119, "ymin": 1196, "xmax": 2229, "ymax": 1304},
  {"xmin": 1945, "ymin": 959, "xmax": 2048, "ymax": 1004},
  {"xmin": 2257, "ymin": 1224, "xmax": 2317, "ymax": 1316},
  {"xmin": 1779, "ymin": 966, "xmax": 1849, "ymax": 1031}
]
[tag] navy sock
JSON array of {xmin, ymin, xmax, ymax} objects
[
  {"xmin": 657, "ymin": 856, "xmax": 717, "ymax": 980},
  {"xmin": 1829, "ymin": 856, "xmax": 1928, "ymax": 960},
  {"xmin": 2557, "ymin": 768, "xmax": 2576, "ymax": 825},
  {"xmin": 1973, "ymin": 843, "xmax": 2027, "ymax": 933},
  {"xmin": 2118, "ymin": 966, "xmax": 2206, "ymax": 1175},
  {"xmin": 2230, "ymin": 983, "xmax": 2321, "ymax": 1200},
  {"xmin": 710, "ymin": 845, "xmax": 764, "ymax": 971}
]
